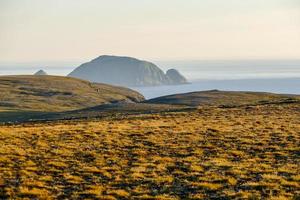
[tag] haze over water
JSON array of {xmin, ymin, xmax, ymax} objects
[{"xmin": 1, "ymin": 59, "xmax": 299, "ymax": 99}]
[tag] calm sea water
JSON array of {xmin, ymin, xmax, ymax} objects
[
  {"xmin": 137, "ymin": 60, "xmax": 300, "ymax": 98},
  {"xmin": 132, "ymin": 78, "xmax": 300, "ymax": 99},
  {"xmin": 156, "ymin": 60, "xmax": 300, "ymax": 81},
  {"xmin": 1, "ymin": 60, "xmax": 299, "ymax": 99}
]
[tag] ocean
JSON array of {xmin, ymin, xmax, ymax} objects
[
  {"xmin": 1, "ymin": 60, "xmax": 299, "ymax": 99},
  {"xmin": 134, "ymin": 60, "xmax": 300, "ymax": 99},
  {"xmin": 132, "ymin": 78, "xmax": 300, "ymax": 99}
]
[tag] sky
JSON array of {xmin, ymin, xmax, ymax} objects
[{"xmin": 0, "ymin": 0, "xmax": 300, "ymax": 63}]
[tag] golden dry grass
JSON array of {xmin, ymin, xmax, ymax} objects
[{"xmin": 0, "ymin": 103, "xmax": 299, "ymax": 199}]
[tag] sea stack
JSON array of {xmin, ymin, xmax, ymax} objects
[
  {"xmin": 34, "ymin": 70, "xmax": 48, "ymax": 76},
  {"xmin": 166, "ymin": 69, "xmax": 188, "ymax": 84}
]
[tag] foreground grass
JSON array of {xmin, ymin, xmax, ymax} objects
[{"xmin": 0, "ymin": 103, "xmax": 299, "ymax": 199}]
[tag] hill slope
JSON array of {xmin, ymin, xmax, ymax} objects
[
  {"xmin": 2, "ymin": 89, "xmax": 299, "ymax": 124},
  {"xmin": 68, "ymin": 55, "xmax": 187, "ymax": 86},
  {"xmin": 0, "ymin": 75, "xmax": 144, "ymax": 112},
  {"xmin": 146, "ymin": 90, "xmax": 300, "ymax": 106}
]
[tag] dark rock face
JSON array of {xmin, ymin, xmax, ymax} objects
[
  {"xmin": 34, "ymin": 70, "xmax": 47, "ymax": 75},
  {"xmin": 68, "ymin": 55, "xmax": 187, "ymax": 87},
  {"xmin": 166, "ymin": 69, "xmax": 187, "ymax": 84}
]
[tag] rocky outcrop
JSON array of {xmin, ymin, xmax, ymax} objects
[
  {"xmin": 166, "ymin": 69, "xmax": 187, "ymax": 84},
  {"xmin": 34, "ymin": 70, "xmax": 47, "ymax": 75}
]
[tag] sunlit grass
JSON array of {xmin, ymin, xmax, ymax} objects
[{"xmin": 0, "ymin": 103, "xmax": 299, "ymax": 199}]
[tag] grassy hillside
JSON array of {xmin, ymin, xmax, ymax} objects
[
  {"xmin": 0, "ymin": 75, "xmax": 144, "ymax": 112},
  {"xmin": 146, "ymin": 90, "xmax": 300, "ymax": 107},
  {"xmin": 0, "ymin": 102, "xmax": 299, "ymax": 199},
  {"xmin": 1, "ymin": 87, "xmax": 300, "ymax": 123}
]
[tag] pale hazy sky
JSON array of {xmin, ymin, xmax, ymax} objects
[{"xmin": 0, "ymin": 0, "xmax": 300, "ymax": 62}]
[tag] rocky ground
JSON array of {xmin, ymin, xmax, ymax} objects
[{"xmin": 0, "ymin": 102, "xmax": 299, "ymax": 199}]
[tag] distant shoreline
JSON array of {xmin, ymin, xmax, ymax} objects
[{"xmin": 189, "ymin": 77, "xmax": 300, "ymax": 82}]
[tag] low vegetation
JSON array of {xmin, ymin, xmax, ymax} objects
[
  {"xmin": 0, "ymin": 102, "xmax": 299, "ymax": 199},
  {"xmin": 0, "ymin": 75, "xmax": 144, "ymax": 112},
  {"xmin": 146, "ymin": 90, "xmax": 300, "ymax": 107}
]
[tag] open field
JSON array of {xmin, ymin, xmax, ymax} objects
[
  {"xmin": 0, "ymin": 103, "xmax": 189, "ymax": 124},
  {"xmin": 0, "ymin": 102, "xmax": 299, "ymax": 199}
]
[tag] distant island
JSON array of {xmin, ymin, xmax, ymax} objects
[
  {"xmin": 68, "ymin": 55, "xmax": 188, "ymax": 87},
  {"xmin": 34, "ymin": 70, "xmax": 48, "ymax": 75}
]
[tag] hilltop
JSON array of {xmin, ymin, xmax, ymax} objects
[
  {"xmin": 1, "ymin": 86, "xmax": 299, "ymax": 123},
  {"xmin": 0, "ymin": 75, "xmax": 144, "ymax": 112},
  {"xmin": 68, "ymin": 55, "xmax": 188, "ymax": 87},
  {"xmin": 146, "ymin": 90, "xmax": 300, "ymax": 107}
]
